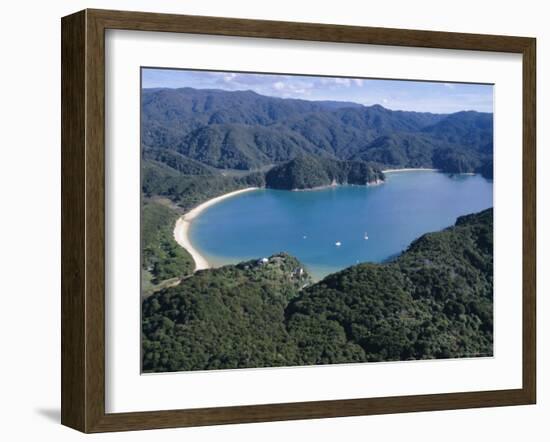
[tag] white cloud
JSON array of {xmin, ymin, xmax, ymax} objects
[
  {"xmin": 318, "ymin": 77, "xmax": 367, "ymax": 88},
  {"xmin": 223, "ymin": 73, "xmax": 237, "ymax": 83},
  {"xmin": 333, "ymin": 78, "xmax": 351, "ymax": 86},
  {"xmin": 145, "ymin": 68, "xmax": 492, "ymax": 113},
  {"xmin": 318, "ymin": 77, "xmax": 354, "ymax": 87}
]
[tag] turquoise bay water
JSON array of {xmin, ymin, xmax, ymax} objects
[{"xmin": 190, "ymin": 171, "xmax": 493, "ymax": 279}]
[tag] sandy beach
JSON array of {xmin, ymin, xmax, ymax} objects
[
  {"xmin": 382, "ymin": 168, "xmax": 439, "ymax": 173},
  {"xmin": 173, "ymin": 187, "xmax": 259, "ymax": 271}
]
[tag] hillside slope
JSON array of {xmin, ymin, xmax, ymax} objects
[
  {"xmin": 288, "ymin": 209, "xmax": 493, "ymax": 364},
  {"xmin": 142, "ymin": 87, "xmax": 493, "ymax": 176},
  {"xmin": 142, "ymin": 209, "xmax": 493, "ymax": 372}
]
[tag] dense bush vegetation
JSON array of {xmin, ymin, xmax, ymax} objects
[
  {"xmin": 142, "ymin": 254, "xmax": 311, "ymax": 372},
  {"xmin": 142, "ymin": 160, "xmax": 265, "ymax": 212},
  {"xmin": 141, "ymin": 200, "xmax": 194, "ymax": 293},
  {"xmin": 143, "ymin": 148, "xmax": 215, "ymax": 176},
  {"xmin": 288, "ymin": 209, "xmax": 493, "ymax": 363},
  {"xmin": 142, "ymin": 88, "xmax": 493, "ymax": 177},
  {"xmin": 350, "ymin": 133, "xmax": 439, "ymax": 167},
  {"xmin": 142, "ymin": 209, "xmax": 493, "ymax": 372},
  {"xmin": 265, "ymin": 155, "xmax": 384, "ymax": 190}
]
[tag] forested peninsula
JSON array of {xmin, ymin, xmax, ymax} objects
[{"xmin": 265, "ymin": 155, "xmax": 384, "ymax": 190}]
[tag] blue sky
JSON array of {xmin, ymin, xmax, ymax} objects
[{"xmin": 142, "ymin": 68, "xmax": 493, "ymax": 114}]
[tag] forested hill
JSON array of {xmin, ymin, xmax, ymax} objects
[
  {"xmin": 142, "ymin": 253, "xmax": 313, "ymax": 371},
  {"xmin": 265, "ymin": 155, "xmax": 384, "ymax": 190},
  {"xmin": 142, "ymin": 208, "xmax": 493, "ymax": 372},
  {"xmin": 142, "ymin": 87, "xmax": 493, "ymax": 177},
  {"xmin": 287, "ymin": 208, "xmax": 493, "ymax": 363}
]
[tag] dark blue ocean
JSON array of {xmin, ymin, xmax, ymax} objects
[{"xmin": 190, "ymin": 171, "xmax": 493, "ymax": 279}]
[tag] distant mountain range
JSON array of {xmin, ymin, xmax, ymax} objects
[{"xmin": 142, "ymin": 87, "xmax": 493, "ymax": 178}]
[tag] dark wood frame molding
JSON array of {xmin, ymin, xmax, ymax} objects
[{"xmin": 61, "ymin": 9, "xmax": 536, "ymax": 433}]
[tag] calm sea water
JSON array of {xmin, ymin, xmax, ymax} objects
[{"xmin": 190, "ymin": 171, "xmax": 493, "ymax": 279}]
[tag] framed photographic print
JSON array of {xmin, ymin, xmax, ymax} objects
[{"xmin": 61, "ymin": 9, "xmax": 536, "ymax": 433}]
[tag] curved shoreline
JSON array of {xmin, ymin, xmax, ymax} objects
[
  {"xmin": 382, "ymin": 168, "xmax": 439, "ymax": 173},
  {"xmin": 290, "ymin": 178, "xmax": 385, "ymax": 192},
  {"xmin": 173, "ymin": 187, "xmax": 259, "ymax": 271}
]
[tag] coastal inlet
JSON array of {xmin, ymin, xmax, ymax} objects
[{"xmin": 176, "ymin": 170, "xmax": 493, "ymax": 280}]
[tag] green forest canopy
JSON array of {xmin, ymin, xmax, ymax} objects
[{"xmin": 142, "ymin": 87, "xmax": 493, "ymax": 177}]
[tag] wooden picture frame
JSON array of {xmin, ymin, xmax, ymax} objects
[{"xmin": 61, "ymin": 8, "xmax": 536, "ymax": 433}]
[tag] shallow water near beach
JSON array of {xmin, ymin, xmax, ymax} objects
[{"xmin": 190, "ymin": 171, "xmax": 493, "ymax": 280}]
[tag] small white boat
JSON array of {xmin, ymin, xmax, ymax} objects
[
  {"xmin": 335, "ymin": 241, "xmax": 342, "ymax": 247},
  {"xmin": 364, "ymin": 231, "xmax": 369, "ymax": 240}
]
